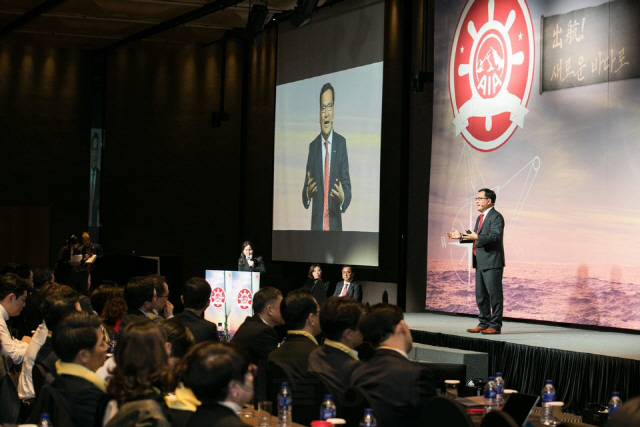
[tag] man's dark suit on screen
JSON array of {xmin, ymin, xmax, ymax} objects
[
  {"xmin": 174, "ymin": 310, "xmax": 219, "ymax": 344},
  {"xmin": 302, "ymin": 131, "xmax": 351, "ymax": 231},
  {"xmin": 351, "ymin": 348, "xmax": 436, "ymax": 427},
  {"xmin": 463, "ymin": 207, "xmax": 505, "ymax": 331},
  {"xmin": 333, "ymin": 281, "xmax": 362, "ymax": 302}
]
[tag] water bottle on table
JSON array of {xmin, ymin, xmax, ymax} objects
[
  {"xmin": 494, "ymin": 372, "xmax": 505, "ymax": 405},
  {"xmin": 359, "ymin": 408, "xmax": 377, "ymax": 427},
  {"xmin": 277, "ymin": 382, "xmax": 292, "ymax": 427},
  {"xmin": 38, "ymin": 413, "xmax": 53, "ymax": 427},
  {"xmin": 608, "ymin": 391, "xmax": 622, "ymax": 416},
  {"xmin": 320, "ymin": 394, "xmax": 336, "ymax": 420},
  {"xmin": 484, "ymin": 376, "xmax": 498, "ymax": 414},
  {"xmin": 540, "ymin": 379, "xmax": 556, "ymax": 425}
]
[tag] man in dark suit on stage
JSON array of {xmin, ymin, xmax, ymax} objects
[
  {"xmin": 308, "ymin": 296, "xmax": 363, "ymax": 404},
  {"xmin": 351, "ymin": 304, "xmax": 436, "ymax": 427},
  {"xmin": 268, "ymin": 289, "xmax": 321, "ymax": 385},
  {"xmin": 333, "ymin": 266, "xmax": 362, "ymax": 302},
  {"xmin": 447, "ymin": 188, "xmax": 505, "ymax": 335},
  {"xmin": 302, "ymin": 83, "xmax": 352, "ymax": 231},
  {"xmin": 174, "ymin": 278, "xmax": 219, "ymax": 343}
]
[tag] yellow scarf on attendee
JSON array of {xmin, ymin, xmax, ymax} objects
[
  {"xmin": 55, "ymin": 360, "xmax": 107, "ymax": 392},
  {"xmin": 324, "ymin": 339, "xmax": 358, "ymax": 360},
  {"xmin": 287, "ymin": 330, "xmax": 319, "ymax": 345},
  {"xmin": 165, "ymin": 383, "xmax": 201, "ymax": 411}
]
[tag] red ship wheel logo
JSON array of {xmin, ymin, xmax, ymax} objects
[
  {"xmin": 238, "ymin": 288, "xmax": 253, "ymax": 310},
  {"xmin": 449, "ymin": 0, "xmax": 535, "ymax": 151},
  {"xmin": 211, "ymin": 287, "xmax": 225, "ymax": 308}
]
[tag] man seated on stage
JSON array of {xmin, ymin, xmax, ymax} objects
[
  {"xmin": 268, "ymin": 289, "xmax": 321, "ymax": 385},
  {"xmin": 333, "ymin": 266, "xmax": 363, "ymax": 302},
  {"xmin": 51, "ymin": 311, "xmax": 109, "ymax": 427},
  {"xmin": 351, "ymin": 303, "xmax": 436, "ymax": 427},
  {"xmin": 148, "ymin": 274, "xmax": 174, "ymax": 319},
  {"xmin": 231, "ymin": 287, "xmax": 284, "ymax": 366},
  {"xmin": 121, "ymin": 276, "xmax": 157, "ymax": 327},
  {"xmin": 174, "ymin": 277, "xmax": 219, "ymax": 343},
  {"xmin": 0, "ymin": 273, "xmax": 31, "ymax": 364},
  {"xmin": 308, "ymin": 296, "xmax": 364, "ymax": 403}
]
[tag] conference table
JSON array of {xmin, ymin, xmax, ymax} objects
[{"xmin": 468, "ymin": 406, "xmax": 600, "ymax": 427}]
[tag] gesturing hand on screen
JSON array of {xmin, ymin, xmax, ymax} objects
[
  {"xmin": 331, "ymin": 179, "xmax": 344, "ymax": 203},
  {"xmin": 307, "ymin": 171, "xmax": 318, "ymax": 199}
]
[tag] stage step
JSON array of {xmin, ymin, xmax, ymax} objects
[{"xmin": 409, "ymin": 343, "xmax": 488, "ymax": 382}]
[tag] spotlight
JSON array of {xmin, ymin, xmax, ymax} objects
[
  {"xmin": 246, "ymin": 3, "xmax": 269, "ymax": 37},
  {"xmin": 291, "ymin": 0, "xmax": 319, "ymax": 27}
]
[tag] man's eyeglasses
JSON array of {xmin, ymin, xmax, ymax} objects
[
  {"xmin": 321, "ymin": 103, "xmax": 334, "ymax": 113},
  {"xmin": 475, "ymin": 197, "xmax": 489, "ymax": 201}
]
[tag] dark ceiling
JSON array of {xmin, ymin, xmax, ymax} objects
[{"xmin": 0, "ymin": 0, "xmax": 303, "ymax": 50}]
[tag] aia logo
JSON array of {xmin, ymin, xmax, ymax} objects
[
  {"xmin": 237, "ymin": 288, "xmax": 253, "ymax": 310},
  {"xmin": 449, "ymin": 0, "xmax": 534, "ymax": 151},
  {"xmin": 211, "ymin": 287, "xmax": 225, "ymax": 308}
]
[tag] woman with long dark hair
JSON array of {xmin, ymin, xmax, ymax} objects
[{"xmin": 237, "ymin": 241, "xmax": 265, "ymax": 273}]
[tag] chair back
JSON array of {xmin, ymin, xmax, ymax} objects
[
  {"xmin": 26, "ymin": 384, "xmax": 75, "ymax": 426},
  {"xmin": 0, "ymin": 355, "xmax": 20, "ymax": 424},
  {"xmin": 267, "ymin": 362, "xmax": 328, "ymax": 426},
  {"xmin": 422, "ymin": 395, "xmax": 474, "ymax": 427},
  {"xmin": 480, "ymin": 410, "xmax": 519, "ymax": 427},
  {"xmin": 341, "ymin": 386, "xmax": 379, "ymax": 427}
]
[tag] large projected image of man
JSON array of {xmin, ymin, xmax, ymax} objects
[
  {"xmin": 302, "ymin": 83, "xmax": 352, "ymax": 231},
  {"xmin": 447, "ymin": 188, "xmax": 505, "ymax": 335}
]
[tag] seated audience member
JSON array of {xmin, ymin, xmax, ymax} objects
[
  {"xmin": 49, "ymin": 311, "xmax": 109, "ymax": 427},
  {"xmin": 268, "ymin": 289, "xmax": 321, "ymax": 385},
  {"xmin": 156, "ymin": 318, "xmax": 196, "ymax": 369},
  {"xmin": 20, "ymin": 267, "xmax": 55, "ymax": 336},
  {"xmin": 606, "ymin": 396, "xmax": 640, "ymax": 427},
  {"xmin": 149, "ymin": 274, "xmax": 174, "ymax": 319},
  {"xmin": 174, "ymin": 278, "xmax": 218, "ymax": 343},
  {"xmin": 121, "ymin": 276, "xmax": 157, "ymax": 327},
  {"xmin": 90, "ymin": 284, "xmax": 118, "ymax": 318},
  {"xmin": 351, "ymin": 303, "xmax": 436, "ymax": 427},
  {"xmin": 106, "ymin": 320, "xmax": 172, "ymax": 426},
  {"xmin": 0, "ymin": 273, "xmax": 31, "ymax": 364},
  {"xmin": 67, "ymin": 269, "xmax": 94, "ymax": 312},
  {"xmin": 308, "ymin": 296, "xmax": 364, "ymax": 402},
  {"xmin": 11, "ymin": 264, "xmax": 35, "ymax": 339},
  {"xmin": 176, "ymin": 342, "xmax": 254, "ymax": 427},
  {"xmin": 18, "ymin": 283, "xmax": 78, "ymax": 399},
  {"xmin": 33, "ymin": 285, "xmax": 82, "ymax": 388},
  {"xmin": 231, "ymin": 287, "xmax": 284, "ymax": 366},
  {"xmin": 333, "ymin": 265, "xmax": 363, "ymax": 302},
  {"xmin": 101, "ymin": 287, "xmax": 127, "ymax": 334}
]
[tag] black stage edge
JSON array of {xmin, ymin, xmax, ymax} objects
[{"xmin": 408, "ymin": 314, "xmax": 640, "ymax": 413}]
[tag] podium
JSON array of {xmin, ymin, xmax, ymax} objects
[{"xmin": 203, "ymin": 270, "xmax": 260, "ymax": 339}]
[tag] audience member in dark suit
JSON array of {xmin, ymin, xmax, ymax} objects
[
  {"xmin": 50, "ymin": 311, "xmax": 109, "ymax": 427},
  {"xmin": 308, "ymin": 296, "xmax": 364, "ymax": 404},
  {"xmin": 333, "ymin": 266, "xmax": 363, "ymax": 302},
  {"xmin": 148, "ymin": 274, "xmax": 174, "ymax": 319},
  {"xmin": 120, "ymin": 276, "xmax": 157, "ymax": 328},
  {"xmin": 231, "ymin": 287, "xmax": 284, "ymax": 366},
  {"xmin": 174, "ymin": 277, "xmax": 219, "ymax": 343},
  {"xmin": 0, "ymin": 273, "xmax": 31, "ymax": 364},
  {"xmin": 351, "ymin": 304, "xmax": 436, "ymax": 427},
  {"xmin": 268, "ymin": 289, "xmax": 321, "ymax": 386},
  {"xmin": 34, "ymin": 284, "xmax": 82, "ymax": 384},
  {"xmin": 176, "ymin": 342, "xmax": 254, "ymax": 427},
  {"xmin": 237, "ymin": 241, "xmax": 266, "ymax": 273}
]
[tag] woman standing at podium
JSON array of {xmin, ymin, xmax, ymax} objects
[{"xmin": 237, "ymin": 241, "xmax": 265, "ymax": 273}]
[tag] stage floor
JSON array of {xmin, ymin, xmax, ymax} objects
[{"xmin": 405, "ymin": 312, "xmax": 640, "ymax": 361}]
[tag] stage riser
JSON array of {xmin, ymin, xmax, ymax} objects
[{"xmin": 409, "ymin": 343, "xmax": 488, "ymax": 383}]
